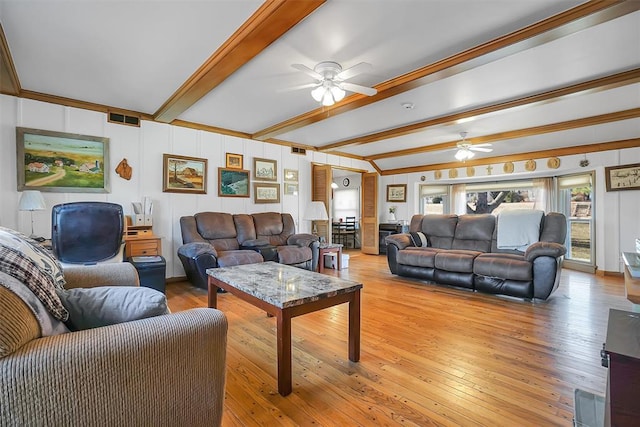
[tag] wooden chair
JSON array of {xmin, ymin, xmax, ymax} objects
[{"xmin": 342, "ymin": 217, "xmax": 357, "ymax": 249}]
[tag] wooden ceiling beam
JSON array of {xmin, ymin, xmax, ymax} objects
[
  {"xmin": 366, "ymin": 108, "xmax": 640, "ymax": 161},
  {"xmin": 380, "ymin": 138, "xmax": 640, "ymax": 175},
  {"xmin": 0, "ymin": 23, "xmax": 20, "ymax": 95},
  {"xmin": 252, "ymin": 0, "xmax": 637, "ymax": 141},
  {"xmin": 154, "ymin": 0, "xmax": 325, "ymax": 123},
  {"xmin": 325, "ymin": 68, "xmax": 640, "ymax": 152}
]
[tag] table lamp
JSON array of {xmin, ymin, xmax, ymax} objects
[
  {"xmin": 18, "ymin": 190, "xmax": 46, "ymax": 238},
  {"xmin": 304, "ymin": 201, "xmax": 328, "ymax": 235}
]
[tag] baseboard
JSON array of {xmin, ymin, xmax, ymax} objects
[
  {"xmin": 166, "ymin": 275, "xmax": 188, "ymax": 283},
  {"xmin": 596, "ymin": 269, "xmax": 623, "ymax": 277}
]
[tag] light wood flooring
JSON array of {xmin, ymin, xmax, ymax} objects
[{"xmin": 166, "ymin": 251, "xmax": 633, "ymax": 426}]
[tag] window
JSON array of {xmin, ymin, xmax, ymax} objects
[
  {"xmin": 333, "ymin": 188, "xmax": 359, "ymax": 221},
  {"xmin": 419, "ymin": 185, "xmax": 449, "ymax": 215},
  {"xmin": 557, "ymin": 173, "xmax": 594, "ymax": 271},
  {"xmin": 465, "ymin": 180, "xmax": 536, "ymax": 215}
]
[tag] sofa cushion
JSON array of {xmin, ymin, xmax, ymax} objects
[
  {"xmin": 397, "ymin": 247, "xmax": 443, "ymax": 268},
  {"xmin": 216, "ymin": 250, "xmax": 263, "ymax": 267},
  {"xmin": 0, "ymin": 226, "xmax": 65, "ymax": 287},
  {"xmin": 0, "ymin": 245, "xmax": 68, "ymax": 322},
  {"xmin": 409, "ymin": 232, "xmax": 428, "ymax": 247},
  {"xmin": 451, "ymin": 214, "xmax": 494, "ymax": 252},
  {"xmin": 277, "ymin": 246, "xmax": 312, "ymax": 265},
  {"xmin": 434, "ymin": 250, "xmax": 481, "ymax": 273},
  {"xmin": 0, "ymin": 284, "xmax": 41, "ymax": 358},
  {"xmin": 195, "ymin": 212, "xmax": 237, "ymax": 240},
  {"xmin": 473, "ymin": 253, "xmax": 533, "ymax": 281},
  {"xmin": 57, "ymin": 286, "xmax": 170, "ymax": 331},
  {"xmin": 420, "ymin": 215, "xmax": 458, "ymax": 249},
  {"xmin": 253, "ymin": 212, "xmax": 293, "ymax": 247}
]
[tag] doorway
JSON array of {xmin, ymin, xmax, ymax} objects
[{"xmin": 331, "ymin": 168, "xmax": 361, "ymax": 249}]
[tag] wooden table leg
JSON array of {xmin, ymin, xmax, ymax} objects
[
  {"xmin": 337, "ymin": 247, "xmax": 342, "ymax": 270},
  {"xmin": 208, "ymin": 277, "xmax": 218, "ymax": 308},
  {"xmin": 348, "ymin": 289, "xmax": 361, "ymax": 362},
  {"xmin": 318, "ymin": 248, "xmax": 325, "ymax": 273},
  {"xmin": 276, "ymin": 309, "xmax": 293, "ymax": 396}
]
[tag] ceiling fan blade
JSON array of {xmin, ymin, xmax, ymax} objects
[
  {"xmin": 470, "ymin": 147, "xmax": 493, "ymax": 152},
  {"xmin": 340, "ymin": 82, "xmax": 377, "ymax": 96},
  {"xmin": 337, "ymin": 62, "xmax": 372, "ymax": 81},
  {"xmin": 291, "ymin": 64, "xmax": 322, "ymax": 80},
  {"xmin": 285, "ymin": 82, "xmax": 320, "ymax": 91},
  {"xmin": 473, "ymin": 143, "xmax": 493, "ymax": 148}
]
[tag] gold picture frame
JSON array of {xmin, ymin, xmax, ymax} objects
[
  {"xmin": 386, "ymin": 184, "xmax": 407, "ymax": 202},
  {"xmin": 605, "ymin": 163, "xmax": 640, "ymax": 191},
  {"xmin": 284, "ymin": 182, "xmax": 298, "ymax": 195},
  {"xmin": 284, "ymin": 168, "xmax": 298, "ymax": 182},
  {"xmin": 254, "ymin": 182, "xmax": 280, "ymax": 203},
  {"xmin": 162, "ymin": 154, "xmax": 207, "ymax": 194},
  {"xmin": 218, "ymin": 168, "xmax": 250, "ymax": 197},
  {"xmin": 16, "ymin": 127, "xmax": 110, "ymax": 193},
  {"xmin": 253, "ymin": 157, "xmax": 277, "ymax": 181},
  {"xmin": 225, "ymin": 153, "xmax": 243, "ymax": 169}
]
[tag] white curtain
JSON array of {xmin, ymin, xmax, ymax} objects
[
  {"xmin": 533, "ymin": 177, "xmax": 554, "ymax": 212},
  {"xmin": 452, "ymin": 183, "xmax": 467, "ymax": 215}
]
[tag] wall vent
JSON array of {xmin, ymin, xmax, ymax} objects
[
  {"xmin": 108, "ymin": 112, "xmax": 140, "ymax": 127},
  {"xmin": 291, "ymin": 146, "xmax": 306, "ymax": 155}
]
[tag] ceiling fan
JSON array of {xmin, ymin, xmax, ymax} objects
[
  {"xmin": 291, "ymin": 61, "xmax": 377, "ymax": 106},
  {"xmin": 455, "ymin": 132, "xmax": 492, "ymax": 161}
]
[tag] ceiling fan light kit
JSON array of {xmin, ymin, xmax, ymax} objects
[
  {"xmin": 454, "ymin": 132, "xmax": 492, "ymax": 162},
  {"xmin": 293, "ymin": 60, "xmax": 377, "ymax": 106}
]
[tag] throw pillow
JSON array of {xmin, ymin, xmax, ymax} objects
[
  {"xmin": 57, "ymin": 286, "xmax": 170, "ymax": 331},
  {"xmin": 0, "ymin": 226, "xmax": 66, "ymax": 287},
  {"xmin": 409, "ymin": 231, "xmax": 428, "ymax": 247},
  {"xmin": 0, "ymin": 245, "xmax": 69, "ymax": 322}
]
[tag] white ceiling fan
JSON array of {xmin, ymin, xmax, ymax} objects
[
  {"xmin": 291, "ymin": 61, "xmax": 377, "ymax": 106},
  {"xmin": 455, "ymin": 132, "xmax": 492, "ymax": 161}
]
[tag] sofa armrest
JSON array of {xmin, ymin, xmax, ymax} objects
[
  {"xmin": 287, "ymin": 233, "xmax": 319, "ymax": 248},
  {"xmin": 524, "ymin": 241, "xmax": 566, "ymax": 261},
  {"xmin": 178, "ymin": 242, "xmax": 218, "ymax": 259},
  {"xmin": 0, "ymin": 308, "xmax": 227, "ymax": 426},
  {"xmin": 63, "ymin": 263, "xmax": 140, "ymax": 289},
  {"xmin": 385, "ymin": 233, "xmax": 413, "ymax": 250}
]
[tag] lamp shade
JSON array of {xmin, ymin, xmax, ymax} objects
[
  {"xmin": 303, "ymin": 201, "xmax": 328, "ymax": 221},
  {"xmin": 18, "ymin": 190, "xmax": 46, "ymax": 211}
]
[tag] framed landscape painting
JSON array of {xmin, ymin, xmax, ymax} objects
[
  {"xmin": 219, "ymin": 168, "xmax": 250, "ymax": 197},
  {"xmin": 254, "ymin": 183, "xmax": 280, "ymax": 203},
  {"xmin": 386, "ymin": 184, "xmax": 407, "ymax": 202},
  {"xmin": 226, "ymin": 153, "xmax": 243, "ymax": 169},
  {"xmin": 163, "ymin": 154, "xmax": 207, "ymax": 194},
  {"xmin": 16, "ymin": 127, "xmax": 110, "ymax": 193},
  {"xmin": 605, "ymin": 163, "xmax": 640, "ymax": 191},
  {"xmin": 253, "ymin": 157, "xmax": 277, "ymax": 181}
]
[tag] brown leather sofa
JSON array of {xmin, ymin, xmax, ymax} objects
[
  {"xmin": 178, "ymin": 212, "xmax": 319, "ymax": 289},
  {"xmin": 385, "ymin": 212, "xmax": 567, "ymax": 300}
]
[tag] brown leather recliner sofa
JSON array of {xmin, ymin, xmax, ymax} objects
[
  {"xmin": 178, "ymin": 212, "xmax": 319, "ymax": 289},
  {"xmin": 385, "ymin": 211, "xmax": 567, "ymax": 300}
]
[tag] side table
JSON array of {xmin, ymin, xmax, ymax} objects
[{"xmin": 318, "ymin": 243, "xmax": 343, "ymax": 273}]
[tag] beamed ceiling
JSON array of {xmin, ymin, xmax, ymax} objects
[{"xmin": 1, "ymin": 0, "xmax": 639, "ymax": 175}]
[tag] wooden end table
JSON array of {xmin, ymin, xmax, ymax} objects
[
  {"xmin": 318, "ymin": 243, "xmax": 343, "ymax": 273},
  {"xmin": 207, "ymin": 262, "xmax": 362, "ymax": 396}
]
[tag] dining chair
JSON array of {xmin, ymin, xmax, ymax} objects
[{"xmin": 342, "ymin": 217, "xmax": 357, "ymax": 248}]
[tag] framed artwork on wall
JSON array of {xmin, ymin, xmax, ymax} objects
[
  {"xmin": 253, "ymin": 157, "xmax": 277, "ymax": 181},
  {"xmin": 162, "ymin": 154, "xmax": 207, "ymax": 194},
  {"xmin": 225, "ymin": 153, "xmax": 243, "ymax": 169},
  {"xmin": 605, "ymin": 163, "xmax": 640, "ymax": 191},
  {"xmin": 254, "ymin": 183, "xmax": 280, "ymax": 203},
  {"xmin": 284, "ymin": 168, "xmax": 298, "ymax": 182},
  {"xmin": 16, "ymin": 127, "xmax": 110, "ymax": 193},
  {"xmin": 284, "ymin": 183, "xmax": 298, "ymax": 195},
  {"xmin": 218, "ymin": 168, "xmax": 250, "ymax": 197},
  {"xmin": 386, "ymin": 184, "xmax": 407, "ymax": 202}
]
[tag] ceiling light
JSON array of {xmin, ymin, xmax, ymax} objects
[
  {"xmin": 455, "ymin": 147, "xmax": 475, "ymax": 161},
  {"xmin": 331, "ymin": 182, "xmax": 339, "ymax": 189},
  {"xmin": 312, "ymin": 82, "xmax": 346, "ymax": 106}
]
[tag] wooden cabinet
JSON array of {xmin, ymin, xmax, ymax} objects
[
  {"xmin": 603, "ymin": 308, "xmax": 640, "ymax": 426},
  {"xmin": 124, "ymin": 225, "xmax": 161, "ymax": 257}
]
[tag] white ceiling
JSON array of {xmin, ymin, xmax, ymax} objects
[{"xmin": 1, "ymin": 0, "xmax": 638, "ymax": 174}]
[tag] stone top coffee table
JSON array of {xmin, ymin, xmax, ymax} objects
[{"xmin": 207, "ymin": 261, "xmax": 362, "ymax": 396}]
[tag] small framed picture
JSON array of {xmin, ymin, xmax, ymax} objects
[
  {"xmin": 254, "ymin": 183, "xmax": 280, "ymax": 204},
  {"xmin": 605, "ymin": 163, "xmax": 640, "ymax": 191},
  {"xmin": 226, "ymin": 153, "xmax": 243, "ymax": 169},
  {"xmin": 386, "ymin": 184, "xmax": 407, "ymax": 202},
  {"xmin": 162, "ymin": 154, "xmax": 207, "ymax": 194},
  {"xmin": 284, "ymin": 168, "xmax": 298, "ymax": 182},
  {"xmin": 218, "ymin": 168, "xmax": 250, "ymax": 197},
  {"xmin": 284, "ymin": 182, "xmax": 298, "ymax": 195},
  {"xmin": 253, "ymin": 157, "xmax": 277, "ymax": 181}
]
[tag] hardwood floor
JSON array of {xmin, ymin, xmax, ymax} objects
[{"xmin": 166, "ymin": 251, "xmax": 632, "ymax": 426}]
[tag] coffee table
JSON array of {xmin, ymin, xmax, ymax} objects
[{"xmin": 207, "ymin": 262, "xmax": 362, "ymax": 396}]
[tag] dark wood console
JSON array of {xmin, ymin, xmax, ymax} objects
[{"xmin": 379, "ymin": 223, "xmax": 407, "ymax": 255}]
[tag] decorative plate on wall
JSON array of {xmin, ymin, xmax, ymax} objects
[
  {"xmin": 448, "ymin": 168, "xmax": 458, "ymax": 179},
  {"xmin": 434, "ymin": 170, "xmax": 442, "ymax": 180},
  {"xmin": 503, "ymin": 162, "xmax": 514, "ymax": 173},
  {"xmin": 525, "ymin": 159, "xmax": 537, "ymax": 171},
  {"xmin": 547, "ymin": 157, "xmax": 561, "ymax": 169},
  {"xmin": 466, "ymin": 166, "xmax": 475, "ymax": 177}
]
